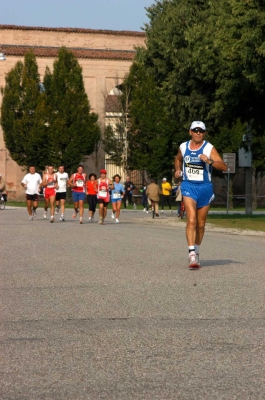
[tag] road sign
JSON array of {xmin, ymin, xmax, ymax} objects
[{"xmin": 223, "ymin": 153, "xmax": 236, "ymax": 173}]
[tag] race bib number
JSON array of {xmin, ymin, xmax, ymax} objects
[
  {"xmin": 99, "ymin": 190, "xmax": 107, "ymax": 198},
  {"xmin": 76, "ymin": 179, "xmax": 84, "ymax": 187},
  {"xmin": 47, "ymin": 181, "xmax": 54, "ymax": 187},
  {"xmin": 113, "ymin": 192, "xmax": 121, "ymax": 199},
  {"xmin": 185, "ymin": 164, "xmax": 204, "ymax": 181}
]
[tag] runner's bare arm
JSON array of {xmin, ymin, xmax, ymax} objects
[
  {"xmin": 54, "ymin": 175, "xmax": 59, "ymax": 190},
  {"xmin": 67, "ymin": 174, "xmax": 75, "ymax": 187},
  {"xmin": 199, "ymin": 148, "xmax": 227, "ymax": 172},
  {"xmin": 174, "ymin": 148, "xmax": 183, "ymax": 178}
]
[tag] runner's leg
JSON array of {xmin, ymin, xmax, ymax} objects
[
  {"xmin": 195, "ymin": 205, "xmax": 210, "ymax": 245},
  {"xmin": 115, "ymin": 200, "xmax": 121, "ymax": 219},
  {"xmin": 27, "ymin": 199, "xmax": 33, "ymax": 216},
  {"xmin": 183, "ymin": 196, "xmax": 197, "ymax": 246}
]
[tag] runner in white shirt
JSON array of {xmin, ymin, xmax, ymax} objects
[
  {"xmin": 21, "ymin": 166, "xmax": 42, "ymax": 220},
  {"xmin": 55, "ymin": 165, "xmax": 69, "ymax": 221}
]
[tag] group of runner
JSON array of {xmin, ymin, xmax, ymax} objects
[
  {"xmin": 20, "ymin": 120, "xmax": 227, "ymax": 268},
  {"xmin": 21, "ymin": 165, "xmax": 125, "ymax": 225}
]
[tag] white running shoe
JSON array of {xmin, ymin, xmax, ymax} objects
[
  {"xmin": 188, "ymin": 252, "xmax": 200, "ymax": 269},
  {"xmin": 161, "ymin": 210, "xmax": 164, "ymax": 213},
  {"xmin": 143, "ymin": 208, "xmax": 146, "ymax": 212},
  {"xmin": 146, "ymin": 210, "xmax": 149, "ymax": 214},
  {"xmin": 88, "ymin": 217, "xmax": 92, "ymax": 222},
  {"xmin": 72, "ymin": 210, "xmax": 79, "ymax": 219},
  {"xmin": 115, "ymin": 218, "xmax": 119, "ymax": 223},
  {"xmin": 43, "ymin": 211, "xmax": 47, "ymax": 219},
  {"xmin": 29, "ymin": 216, "xmax": 33, "ymax": 221},
  {"xmin": 55, "ymin": 206, "xmax": 59, "ymax": 215},
  {"xmin": 111, "ymin": 212, "xmax": 115, "ymax": 219},
  {"xmin": 50, "ymin": 217, "xmax": 54, "ymax": 223},
  {"xmin": 59, "ymin": 216, "xmax": 65, "ymax": 221}
]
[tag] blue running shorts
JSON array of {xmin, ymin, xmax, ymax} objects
[
  {"xmin": 72, "ymin": 191, "xmax": 86, "ymax": 202},
  {"xmin": 181, "ymin": 181, "xmax": 215, "ymax": 208}
]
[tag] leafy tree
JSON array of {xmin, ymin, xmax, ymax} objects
[
  {"xmin": 1, "ymin": 51, "xmax": 49, "ymax": 169},
  {"xmin": 103, "ymin": 85, "xmax": 130, "ymax": 173},
  {"xmin": 124, "ymin": 62, "xmax": 176, "ymax": 179},
  {"xmin": 43, "ymin": 47, "xmax": 100, "ymax": 172},
  {"xmin": 103, "ymin": 124, "xmax": 125, "ymax": 168},
  {"xmin": 141, "ymin": 1, "xmax": 265, "ymax": 154}
]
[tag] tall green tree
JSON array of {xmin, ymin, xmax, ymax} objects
[
  {"xmin": 142, "ymin": 0, "xmax": 265, "ymax": 167},
  {"xmin": 1, "ymin": 51, "xmax": 49, "ymax": 169},
  {"xmin": 124, "ymin": 62, "xmax": 176, "ymax": 179},
  {"xmin": 103, "ymin": 85, "xmax": 131, "ymax": 173},
  {"xmin": 43, "ymin": 47, "xmax": 100, "ymax": 172}
]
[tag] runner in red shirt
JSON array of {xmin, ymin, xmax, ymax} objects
[
  {"xmin": 68, "ymin": 165, "xmax": 87, "ymax": 224},
  {"xmin": 41, "ymin": 166, "xmax": 58, "ymax": 223},
  {"xmin": 95, "ymin": 169, "xmax": 113, "ymax": 225}
]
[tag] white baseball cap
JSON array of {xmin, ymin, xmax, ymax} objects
[
  {"xmin": 190, "ymin": 121, "xmax": 206, "ymax": 131},
  {"xmin": 162, "ymin": 177, "xmax": 167, "ymax": 181}
]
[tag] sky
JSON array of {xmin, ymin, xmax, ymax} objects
[{"xmin": 1, "ymin": 0, "xmax": 155, "ymax": 32}]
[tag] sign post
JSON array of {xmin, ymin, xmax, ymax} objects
[{"xmin": 223, "ymin": 153, "xmax": 236, "ymax": 214}]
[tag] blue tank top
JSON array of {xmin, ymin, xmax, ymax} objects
[{"xmin": 181, "ymin": 140, "xmax": 213, "ymax": 184}]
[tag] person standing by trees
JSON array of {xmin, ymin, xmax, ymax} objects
[
  {"xmin": 146, "ymin": 179, "xmax": 161, "ymax": 217},
  {"xmin": 21, "ymin": 166, "xmax": 42, "ymax": 220},
  {"xmin": 175, "ymin": 121, "xmax": 227, "ymax": 269},
  {"xmin": 68, "ymin": 165, "xmax": 87, "ymax": 224},
  {"xmin": 161, "ymin": 178, "xmax": 172, "ymax": 214},
  {"xmin": 0, "ymin": 174, "xmax": 7, "ymax": 205},
  {"xmin": 123, "ymin": 176, "xmax": 135, "ymax": 211}
]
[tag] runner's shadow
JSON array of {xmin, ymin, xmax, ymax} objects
[{"xmin": 201, "ymin": 259, "xmax": 242, "ymax": 267}]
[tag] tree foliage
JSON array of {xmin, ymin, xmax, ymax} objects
[
  {"xmin": 1, "ymin": 48, "xmax": 100, "ymax": 171},
  {"xmin": 124, "ymin": 62, "xmax": 176, "ymax": 179},
  {"xmin": 103, "ymin": 123, "xmax": 126, "ymax": 168},
  {"xmin": 1, "ymin": 52, "xmax": 49, "ymax": 169},
  {"xmin": 43, "ymin": 47, "xmax": 100, "ymax": 172},
  {"xmin": 103, "ymin": 86, "xmax": 130, "ymax": 172},
  {"xmin": 126, "ymin": 0, "xmax": 265, "ymax": 171}
]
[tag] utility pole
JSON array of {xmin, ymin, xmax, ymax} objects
[
  {"xmin": 238, "ymin": 122, "xmax": 253, "ymax": 215},
  {"xmin": 245, "ymin": 123, "xmax": 253, "ymax": 215}
]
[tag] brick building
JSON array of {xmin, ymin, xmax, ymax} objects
[{"xmin": 0, "ymin": 24, "xmax": 146, "ymax": 199}]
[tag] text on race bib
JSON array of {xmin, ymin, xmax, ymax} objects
[
  {"xmin": 185, "ymin": 164, "xmax": 204, "ymax": 181},
  {"xmin": 76, "ymin": 179, "xmax": 84, "ymax": 187},
  {"xmin": 99, "ymin": 190, "xmax": 107, "ymax": 198}
]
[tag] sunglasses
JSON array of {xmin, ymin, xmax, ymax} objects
[{"xmin": 191, "ymin": 128, "xmax": 205, "ymax": 133}]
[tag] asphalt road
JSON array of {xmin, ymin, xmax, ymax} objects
[{"xmin": 1, "ymin": 207, "xmax": 265, "ymax": 399}]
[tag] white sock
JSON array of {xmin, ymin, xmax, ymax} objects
[
  {"xmin": 195, "ymin": 244, "xmax": 200, "ymax": 254},
  {"xmin": 188, "ymin": 246, "xmax": 195, "ymax": 254}
]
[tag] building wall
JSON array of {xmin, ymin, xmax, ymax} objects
[{"xmin": 0, "ymin": 25, "xmax": 146, "ymax": 199}]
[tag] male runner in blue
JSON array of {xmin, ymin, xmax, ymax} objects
[{"xmin": 175, "ymin": 121, "xmax": 227, "ymax": 269}]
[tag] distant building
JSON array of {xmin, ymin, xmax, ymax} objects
[{"xmin": 0, "ymin": 24, "xmax": 146, "ymax": 199}]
